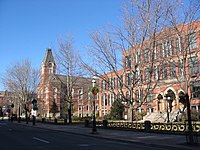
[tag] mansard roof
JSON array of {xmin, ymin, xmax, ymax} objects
[{"xmin": 42, "ymin": 48, "xmax": 55, "ymax": 66}]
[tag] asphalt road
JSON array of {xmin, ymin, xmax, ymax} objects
[{"xmin": 0, "ymin": 121, "xmax": 170, "ymax": 150}]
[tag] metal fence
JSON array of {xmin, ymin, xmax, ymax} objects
[
  {"xmin": 27, "ymin": 117, "xmax": 200, "ymax": 135},
  {"xmin": 103, "ymin": 121, "xmax": 200, "ymax": 134}
]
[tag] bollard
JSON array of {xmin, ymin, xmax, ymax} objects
[
  {"xmin": 54, "ymin": 118, "xmax": 57, "ymax": 124},
  {"xmin": 103, "ymin": 120, "xmax": 108, "ymax": 128},
  {"xmin": 64, "ymin": 118, "xmax": 67, "ymax": 125},
  {"xmin": 85, "ymin": 120, "xmax": 89, "ymax": 127},
  {"xmin": 144, "ymin": 120, "xmax": 151, "ymax": 132},
  {"xmin": 32, "ymin": 116, "xmax": 36, "ymax": 125}
]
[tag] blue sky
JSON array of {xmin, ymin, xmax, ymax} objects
[{"xmin": 0, "ymin": 0, "xmax": 124, "ymax": 90}]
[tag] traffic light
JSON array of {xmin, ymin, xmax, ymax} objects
[{"xmin": 32, "ymin": 99, "xmax": 38, "ymax": 111}]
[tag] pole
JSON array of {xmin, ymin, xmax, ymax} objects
[
  {"xmin": 32, "ymin": 116, "xmax": 35, "ymax": 126},
  {"xmin": 91, "ymin": 77, "xmax": 97, "ymax": 134},
  {"xmin": 92, "ymin": 94, "xmax": 97, "ymax": 133},
  {"xmin": 25, "ymin": 104, "xmax": 28, "ymax": 124},
  {"xmin": 166, "ymin": 101, "xmax": 169, "ymax": 123},
  {"xmin": 18, "ymin": 105, "xmax": 21, "ymax": 123},
  {"xmin": 185, "ymin": 94, "xmax": 194, "ymax": 144}
]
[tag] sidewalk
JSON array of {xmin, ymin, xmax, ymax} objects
[{"xmin": 13, "ymin": 121, "xmax": 200, "ymax": 150}]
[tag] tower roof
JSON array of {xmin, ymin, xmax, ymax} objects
[{"xmin": 42, "ymin": 48, "xmax": 55, "ymax": 66}]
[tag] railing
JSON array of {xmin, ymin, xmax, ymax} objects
[
  {"xmin": 18, "ymin": 117, "xmax": 200, "ymax": 135},
  {"xmin": 104, "ymin": 121, "xmax": 200, "ymax": 134}
]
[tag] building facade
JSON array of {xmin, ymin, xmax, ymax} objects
[
  {"xmin": 0, "ymin": 91, "xmax": 18, "ymax": 117},
  {"xmin": 98, "ymin": 21, "xmax": 200, "ymax": 122},
  {"xmin": 37, "ymin": 49, "xmax": 99, "ymax": 118}
]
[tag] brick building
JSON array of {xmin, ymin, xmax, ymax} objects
[
  {"xmin": 0, "ymin": 91, "xmax": 18, "ymax": 116},
  {"xmin": 98, "ymin": 21, "xmax": 200, "ymax": 122},
  {"xmin": 37, "ymin": 49, "xmax": 99, "ymax": 118}
]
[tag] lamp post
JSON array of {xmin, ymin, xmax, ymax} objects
[
  {"xmin": 164, "ymin": 94, "xmax": 170, "ymax": 123},
  {"xmin": 91, "ymin": 76, "xmax": 98, "ymax": 134}
]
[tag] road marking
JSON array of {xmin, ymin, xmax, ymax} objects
[
  {"xmin": 33, "ymin": 137, "xmax": 50, "ymax": 144},
  {"xmin": 78, "ymin": 144, "xmax": 91, "ymax": 147}
]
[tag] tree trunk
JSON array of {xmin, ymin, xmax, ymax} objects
[
  {"xmin": 25, "ymin": 104, "xmax": 28, "ymax": 124},
  {"xmin": 68, "ymin": 104, "xmax": 72, "ymax": 124}
]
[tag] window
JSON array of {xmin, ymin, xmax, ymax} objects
[
  {"xmin": 153, "ymin": 46, "xmax": 158, "ymax": 60},
  {"xmin": 53, "ymin": 87, "xmax": 57, "ymax": 99},
  {"xmin": 162, "ymin": 63, "xmax": 168, "ymax": 79},
  {"xmin": 170, "ymin": 63, "xmax": 176, "ymax": 78},
  {"xmin": 109, "ymin": 78, "xmax": 115, "ymax": 89},
  {"xmin": 78, "ymin": 89, "xmax": 83, "ymax": 100},
  {"xmin": 136, "ymin": 89, "xmax": 142, "ymax": 103},
  {"xmin": 48, "ymin": 63, "xmax": 53, "ymax": 74},
  {"xmin": 191, "ymin": 81, "xmax": 200, "ymax": 99},
  {"xmin": 188, "ymin": 56, "xmax": 199, "ymax": 74},
  {"xmin": 108, "ymin": 78, "xmax": 112, "ymax": 90},
  {"xmin": 135, "ymin": 51, "xmax": 141, "ymax": 64},
  {"xmin": 102, "ymin": 93, "xmax": 107, "ymax": 106},
  {"xmin": 102, "ymin": 79, "xmax": 107, "ymax": 90},
  {"xmin": 49, "ymin": 68, "xmax": 53, "ymax": 74},
  {"xmin": 126, "ymin": 72, "xmax": 131, "ymax": 86},
  {"xmin": 125, "ymin": 55, "xmax": 131, "ymax": 68},
  {"xmin": 144, "ymin": 49, "xmax": 150, "ymax": 63},
  {"xmin": 144, "ymin": 68, "xmax": 150, "ymax": 83},
  {"xmin": 168, "ymin": 41, "xmax": 174, "ymax": 56},
  {"xmin": 178, "ymin": 60, "xmax": 184, "ymax": 77},
  {"xmin": 135, "ymin": 67, "xmax": 141, "ymax": 84},
  {"xmin": 109, "ymin": 93, "xmax": 114, "ymax": 106},
  {"xmin": 176, "ymin": 37, "xmax": 182, "ymax": 54},
  {"xmin": 146, "ymin": 88, "xmax": 153, "ymax": 102},
  {"xmin": 118, "ymin": 75, "xmax": 123, "ymax": 88},
  {"xmin": 162, "ymin": 42, "xmax": 168, "ymax": 58},
  {"xmin": 187, "ymin": 33, "xmax": 197, "ymax": 50},
  {"xmin": 154, "ymin": 65, "xmax": 160, "ymax": 80},
  {"xmin": 112, "ymin": 78, "xmax": 116, "ymax": 89}
]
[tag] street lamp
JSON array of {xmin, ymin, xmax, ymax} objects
[
  {"xmin": 91, "ymin": 76, "xmax": 99, "ymax": 134},
  {"xmin": 164, "ymin": 94, "xmax": 170, "ymax": 123}
]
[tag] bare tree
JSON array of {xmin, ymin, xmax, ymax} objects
[
  {"xmin": 83, "ymin": 0, "xmax": 199, "ymax": 121},
  {"xmin": 163, "ymin": 0, "xmax": 200, "ymax": 107},
  {"xmin": 2, "ymin": 59, "xmax": 39, "ymax": 123},
  {"xmin": 54, "ymin": 35, "xmax": 87, "ymax": 123}
]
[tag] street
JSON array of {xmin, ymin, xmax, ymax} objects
[{"xmin": 0, "ymin": 120, "xmax": 170, "ymax": 150}]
